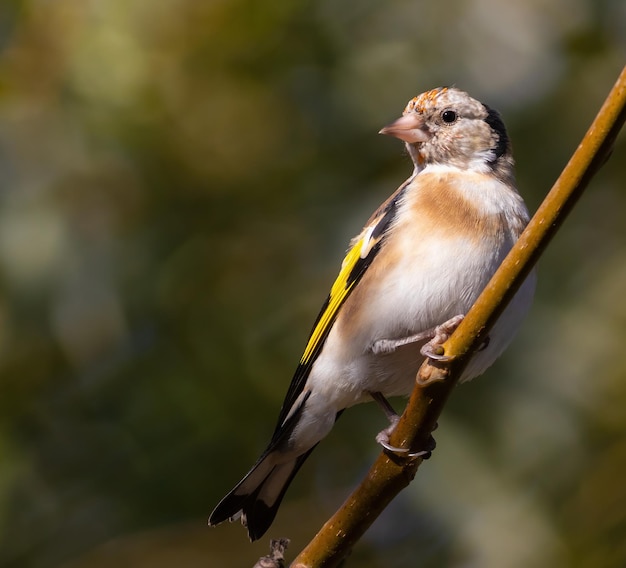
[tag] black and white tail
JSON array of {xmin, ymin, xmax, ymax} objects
[{"xmin": 209, "ymin": 446, "xmax": 316, "ymax": 541}]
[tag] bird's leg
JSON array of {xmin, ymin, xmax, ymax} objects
[
  {"xmin": 371, "ymin": 315, "xmax": 465, "ymax": 359},
  {"xmin": 368, "ymin": 391, "xmax": 436, "ymax": 458},
  {"xmin": 371, "ymin": 329, "xmax": 436, "ymax": 355},
  {"xmin": 367, "ymin": 315, "xmax": 464, "ymax": 455},
  {"xmin": 419, "ymin": 314, "xmax": 465, "ymax": 361}
]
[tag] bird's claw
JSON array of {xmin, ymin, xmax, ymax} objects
[
  {"xmin": 376, "ymin": 421, "xmax": 437, "ymax": 459},
  {"xmin": 419, "ymin": 344, "xmax": 452, "ymax": 361},
  {"xmin": 419, "ymin": 314, "xmax": 464, "ymax": 362},
  {"xmin": 378, "ymin": 438, "xmax": 433, "ymax": 459}
]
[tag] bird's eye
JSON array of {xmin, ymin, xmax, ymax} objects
[{"xmin": 441, "ymin": 110, "xmax": 457, "ymax": 124}]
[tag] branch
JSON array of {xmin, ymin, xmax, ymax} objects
[{"xmin": 291, "ymin": 65, "xmax": 626, "ymax": 568}]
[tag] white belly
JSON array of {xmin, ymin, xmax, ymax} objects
[{"xmin": 306, "ymin": 231, "xmax": 535, "ymax": 412}]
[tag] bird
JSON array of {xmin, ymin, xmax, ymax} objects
[{"xmin": 209, "ymin": 87, "xmax": 536, "ymax": 541}]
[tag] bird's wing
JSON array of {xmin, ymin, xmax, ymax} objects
[{"xmin": 269, "ymin": 183, "xmax": 408, "ymax": 444}]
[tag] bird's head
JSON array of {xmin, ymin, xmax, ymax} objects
[{"xmin": 380, "ymin": 87, "xmax": 514, "ymax": 183}]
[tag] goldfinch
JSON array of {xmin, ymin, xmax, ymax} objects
[{"xmin": 209, "ymin": 87, "xmax": 536, "ymax": 541}]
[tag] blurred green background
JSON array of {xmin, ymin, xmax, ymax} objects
[{"xmin": 0, "ymin": 1, "xmax": 624, "ymax": 567}]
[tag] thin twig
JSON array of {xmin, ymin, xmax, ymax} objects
[{"xmin": 254, "ymin": 538, "xmax": 291, "ymax": 568}]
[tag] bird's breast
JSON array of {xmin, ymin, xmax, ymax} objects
[{"xmin": 309, "ymin": 167, "xmax": 531, "ymax": 407}]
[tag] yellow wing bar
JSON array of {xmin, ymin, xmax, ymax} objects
[{"xmin": 300, "ymin": 239, "xmax": 364, "ymax": 364}]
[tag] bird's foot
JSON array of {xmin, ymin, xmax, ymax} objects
[
  {"xmin": 369, "ymin": 391, "xmax": 437, "ymax": 458},
  {"xmin": 376, "ymin": 423, "xmax": 436, "ymax": 459},
  {"xmin": 419, "ymin": 314, "xmax": 465, "ymax": 361}
]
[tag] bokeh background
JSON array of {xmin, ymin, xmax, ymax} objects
[{"xmin": 0, "ymin": 1, "xmax": 624, "ymax": 567}]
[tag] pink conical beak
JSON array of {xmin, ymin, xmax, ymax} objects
[{"xmin": 379, "ymin": 113, "xmax": 429, "ymax": 143}]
